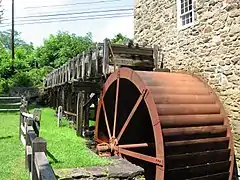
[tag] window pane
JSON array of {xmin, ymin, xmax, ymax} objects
[
  {"xmin": 182, "ymin": 18, "xmax": 186, "ymax": 25},
  {"xmin": 189, "ymin": 0, "xmax": 192, "ymax": 5},
  {"xmin": 189, "ymin": 12, "xmax": 193, "ymax": 18},
  {"xmin": 189, "ymin": 5, "xmax": 192, "ymax": 10},
  {"xmin": 181, "ymin": 2, "xmax": 184, "ymax": 10},
  {"xmin": 185, "ymin": 0, "xmax": 188, "ymax": 8},
  {"xmin": 190, "ymin": 16, "xmax": 193, "ymax": 23},
  {"xmin": 181, "ymin": 0, "xmax": 184, "ymax": 3},
  {"xmin": 186, "ymin": 13, "xmax": 189, "ymax": 19},
  {"xmin": 181, "ymin": 8, "xmax": 184, "ymax": 14},
  {"xmin": 185, "ymin": 6, "xmax": 188, "ymax": 12},
  {"xmin": 186, "ymin": 18, "xmax": 190, "ymax": 24}
]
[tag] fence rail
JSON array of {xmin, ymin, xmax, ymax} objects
[
  {"xmin": 0, "ymin": 96, "xmax": 23, "ymax": 112},
  {"xmin": 19, "ymin": 103, "xmax": 56, "ymax": 180}
]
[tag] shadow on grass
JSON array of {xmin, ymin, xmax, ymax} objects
[
  {"xmin": 47, "ymin": 150, "xmax": 63, "ymax": 165},
  {"xmin": 0, "ymin": 135, "xmax": 13, "ymax": 140}
]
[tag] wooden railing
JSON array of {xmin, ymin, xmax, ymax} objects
[
  {"xmin": 43, "ymin": 39, "xmax": 159, "ymax": 89},
  {"xmin": 19, "ymin": 104, "xmax": 56, "ymax": 180},
  {"xmin": 0, "ymin": 96, "xmax": 22, "ymax": 112}
]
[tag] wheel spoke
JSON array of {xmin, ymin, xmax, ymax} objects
[
  {"xmin": 113, "ymin": 76, "xmax": 120, "ymax": 138},
  {"xmin": 119, "ymin": 143, "xmax": 154, "ymax": 149},
  {"xmin": 102, "ymin": 99, "xmax": 112, "ymax": 139},
  {"xmin": 116, "ymin": 147, "xmax": 163, "ymax": 166},
  {"xmin": 117, "ymin": 91, "xmax": 146, "ymax": 141}
]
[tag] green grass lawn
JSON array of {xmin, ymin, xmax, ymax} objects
[
  {"xmin": 0, "ymin": 107, "xmax": 109, "ymax": 180},
  {"xmin": 0, "ymin": 112, "xmax": 29, "ymax": 180},
  {"xmin": 38, "ymin": 108, "xmax": 109, "ymax": 169}
]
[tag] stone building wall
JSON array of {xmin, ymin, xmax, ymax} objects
[{"xmin": 134, "ymin": 0, "xmax": 240, "ymax": 164}]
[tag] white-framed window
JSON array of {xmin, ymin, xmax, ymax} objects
[{"xmin": 177, "ymin": 0, "xmax": 195, "ymax": 30}]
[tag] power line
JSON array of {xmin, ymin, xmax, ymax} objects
[
  {"xmin": 20, "ymin": 5, "xmax": 132, "ymax": 17},
  {"xmin": 0, "ymin": 13, "xmax": 133, "ymax": 27},
  {"xmin": 2, "ymin": 12, "xmax": 133, "ymax": 24},
  {"xmin": 2, "ymin": 8, "xmax": 133, "ymax": 21},
  {"xmin": 24, "ymin": 0, "xmax": 123, "ymax": 9}
]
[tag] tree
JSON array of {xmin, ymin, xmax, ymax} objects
[
  {"xmin": 110, "ymin": 33, "xmax": 132, "ymax": 45},
  {"xmin": 35, "ymin": 31, "xmax": 93, "ymax": 68},
  {"xmin": 0, "ymin": 29, "xmax": 28, "ymax": 49}
]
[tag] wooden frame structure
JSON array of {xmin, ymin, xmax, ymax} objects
[
  {"xmin": 0, "ymin": 96, "xmax": 22, "ymax": 112},
  {"xmin": 19, "ymin": 101, "xmax": 56, "ymax": 180},
  {"xmin": 43, "ymin": 38, "xmax": 169, "ymax": 137}
]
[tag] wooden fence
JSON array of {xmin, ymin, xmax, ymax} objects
[
  {"xmin": 0, "ymin": 96, "xmax": 22, "ymax": 112},
  {"xmin": 19, "ymin": 103, "xmax": 56, "ymax": 180}
]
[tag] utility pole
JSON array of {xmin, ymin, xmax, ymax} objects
[{"xmin": 11, "ymin": 0, "xmax": 14, "ymax": 73}]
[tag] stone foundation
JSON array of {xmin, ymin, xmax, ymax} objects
[{"xmin": 54, "ymin": 157, "xmax": 145, "ymax": 180}]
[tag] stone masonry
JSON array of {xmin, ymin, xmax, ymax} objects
[{"xmin": 134, "ymin": 0, "xmax": 240, "ymax": 164}]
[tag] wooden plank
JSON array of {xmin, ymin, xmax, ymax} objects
[
  {"xmin": 22, "ymin": 112, "xmax": 34, "ymax": 119},
  {"xmin": 108, "ymin": 58, "xmax": 154, "ymax": 67},
  {"xmin": 111, "ymin": 45, "xmax": 153, "ymax": 56},
  {"xmin": 31, "ymin": 137, "xmax": 47, "ymax": 180},
  {"xmin": 0, "ymin": 96, "xmax": 21, "ymax": 100},
  {"xmin": 25, "ymin": 145, "xmax": 32, "ymax": 170},
  {"xmin": 64, "ymin": 111, "xmax": 77, "ymax": 117},
  {"xmin": 21, "ymin": 124, "xmax": 26, "ymax": 135},
  {"xmin": 21, "ymin": 134, "xmax": 26, "ymax": 146},
  {"xmin": 102, "ymin": 38, "xmax": 109, "ymax": 76},
  {"xmin": 35, "ymin": 152, "xmax": 56, "ymax": 180},
  {"xmin": 33, "ymin": 109, "xmax": 41, "ymax": 122},
  {"xmin": 76, "ymin": 91, "xmax": 85, "ymax": 136},
  {"xmin": 0, "ymin": 102, "xmax": 21, "ymax": 106},
  {"xmin": 0, "ymin": 109, "xmax": 20, "ymax": 111}
]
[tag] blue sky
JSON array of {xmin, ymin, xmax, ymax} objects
[{"xmin": 1, "ymin": 0, "xmax": 134, "ymax": 46}]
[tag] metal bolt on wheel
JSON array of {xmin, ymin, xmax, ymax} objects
[{"xmin": 94, "ymin": 67, "xmax": 235, "ymax": 180}]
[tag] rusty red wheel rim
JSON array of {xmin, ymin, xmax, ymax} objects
[{"xmin": 95, "ymin": 67, "xmax": 165, "ymax": 180}]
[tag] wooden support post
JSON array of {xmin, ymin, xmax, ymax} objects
[
  {"xmin": 19, "ymin": 105, "xmax": 24, "ymax": 141},
  {"xmin": 103, "ymin": 38, "xmax": 109, "ymax": 77},
  {"xmin": 33, "ymin": 108, "xmax": 41, "ymax": 137},
  {"xmin": 84, "ymin": 92, "xmax": 90, "ymax": 132},
  {"xmin": 66, "ymin": 87, "xmax": 70, "ymax": 118},
  {"xmin": 25, "ymin": 118, "xmax": 34, "ymax": 170},
  {"xmin": 76, "ymin": 91, "xmax": 85, "ymax": 136},
  {"xmin": 57, "ymin": 106, "xmax": 62, "ymax": 127},
  {"xmin": 31, "ymin": 137, "xmax": 47, "ymax": 180},
  {"xmin": 62, "ymin": 87, "xmax": 66, "ymax": 112},
  {"xmin": 33, "ymin": 109, "xmax": 41, "ymax": 122}
]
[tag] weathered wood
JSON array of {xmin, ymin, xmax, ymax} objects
[
  {"xmin": 76, "ymin": 91, "xmax": 85, "ymax": 136},
  {"xmin": 0, "ymin": 108, "xmax": 20, "ymax": 111},
  {"xmin": 102, "ymin": 38, "xmax": 109, "ymax": 77},
  {"xmin": 35, "ymin": 152, "xmax": 56, "ymax": 180},
  {"xmin": 31, "ymin": 137, "xmax": 47, "ymax": 180},
  {"xmin": 58, "ymin": 106, "xmax": 63, "ymax": 127},
  {"xmin": 64, "ymin": 110, "xmax": 77, "ymax": 117},
  {"xmin": 0, "ymin": 102, "xmax": 21, "ymax": 106},
  {"xmin": 108, "ymin": 58, "xmax": 154, "ymax": 67},
  {"xmin": 26, "ymin": 129, "xmax": 37, "ymax": 170},
  {"xmin": 0, "ymin": 96, "xmax": 22, "ymax": 100},
  {"xmin": 33, "ymin": 109, "xmax": 41, "ymax": 122},
  {"xmin": 22, "ymin": 112, "xmax": 34, "ymax": 119},
  {"xmin": 84, "ymin": 92, "xmax": 90, "ymax": 132},
  {"xmin": 153, "ymin": 45, "xmax": 159, "ymax": 69},
  {"xmin": 81, "ymin": 52, "xmax": 86, "ymax": 80}
]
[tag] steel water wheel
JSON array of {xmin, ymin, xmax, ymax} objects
[{"xmin": 94, "ymin": 67, "xmax": 235, "ymax": 180}]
